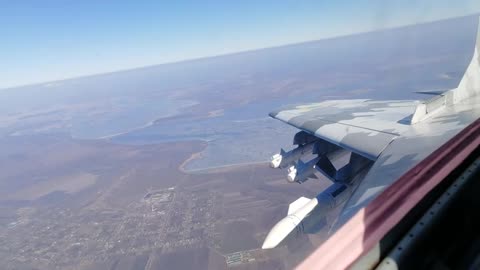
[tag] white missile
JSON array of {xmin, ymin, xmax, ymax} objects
[
  {"xmin": 270, "ymin": 153, "xmax": 284, "ymax": 168},
  {"xmin": 262, "ymin": 183, "xmax": 350, "ymax": 249},
  {"xmin": 286, "ymin": 157, "xmax": 320, "ymax": 183},
  {"xmin": 262, "ymin": 196, "xmax": 320, "ymax": 249},
  {"xmin": 270, "ymin": 141, "xmax": 317, "ymax": 169}
]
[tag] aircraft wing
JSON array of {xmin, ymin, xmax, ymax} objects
[
  {"xmin": 269, "ymin": 99, "xmax": 415, "ymax": 160},
  {"xmin": 262, "ymin": 17, "xmax": 480, "ymax": 250}
]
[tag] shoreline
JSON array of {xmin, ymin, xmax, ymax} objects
[
  {"xmin": 177, "ymin": 138, "xmax": 269, "ymax": 174},
  {"xmin": 180, "ymin": 156, "xmax": 268, "ymax": 175}
]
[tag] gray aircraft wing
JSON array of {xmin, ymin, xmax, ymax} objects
[
  {"xmin": 262, "ymin": 17, "xmax": 480, "ymax": 249},
  {"xmin": 269, "ymin": 99, "xmax": 416, "ymax": 160}
]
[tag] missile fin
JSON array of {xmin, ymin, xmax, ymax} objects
[
  {"xmin": 316, "ymin": 156, "xmax": 337, "ymax": 181},
  {"xmin": 297, "ymin": 159, "xmax": 306, "ymax": 168}
]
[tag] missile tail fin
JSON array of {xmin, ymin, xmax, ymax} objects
[{"xmin": 297, "ymin": 159, "xmax": 306, "ymax": 168}]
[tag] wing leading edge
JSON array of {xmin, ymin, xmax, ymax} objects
[
  {"xmin": 269, "ymin": 16, "xmax": 480, "ymax": 162},
  {"xmin": 269, "ymin": 100, "xmax": 416, "ymax": 160}
]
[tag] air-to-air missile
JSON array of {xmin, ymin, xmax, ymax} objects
[
  {"xmin": 262, "ymin": 182, "xmax": 351, "ymax": 249},
  {"xmin": 270, "ymin": 141, "xmax": 317, "ymax": 169},
  {"xmin": 286, "ymin": 157, "xmax": 320, "ymax": 183},
  {"xmin": 266, "ymin": 133, "xmax": 372, "ymax": 248},
  {"xmin": 284, "ymin": 145, "xmax": 350, "ymax": 184}
]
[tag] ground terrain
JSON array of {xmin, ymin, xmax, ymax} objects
[
  {"xmin": 0, "ymin": 135, "xmax": 328, "ymax": 269},
  {"xmin": 0, "ymin": 15, "xmax": 477, "ymax": 270}
]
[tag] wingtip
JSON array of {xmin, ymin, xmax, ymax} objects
[{"xmin": 268, "ymin": 111, "xmax": 278, "ymax": 118}]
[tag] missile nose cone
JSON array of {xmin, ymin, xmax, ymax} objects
[
  {"xmin": 270, "ymin": 154, "xmax": 282, "ymax": 168},
  {"xmin": 287, "ymin": 166, "xmax": 297, "ymax": 183},
  {"xmin": 262, "ymin": 215, "xmax": 300, "ymax": 249},
  {"xmin": 287, "ymin": 173, "xmax": 296, "ymax": 183},
  {"xmin": 261, "ymin": 238, "xmax": 277, "ymax": 249}
]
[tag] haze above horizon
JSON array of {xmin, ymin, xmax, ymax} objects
[{"xmin": 1, "ymin": 0, "xmax": 480, "ymax": 90}]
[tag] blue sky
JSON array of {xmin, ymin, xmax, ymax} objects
[{"xmin": 1, "ymin": 0, "xmax": 479, "ymax": 89}]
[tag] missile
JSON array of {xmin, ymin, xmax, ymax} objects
[
  {"xmin": 262, "ymin": 197, "xmax": 319, "ymax": 249},
  {"xmin": 287, "ymin": 157, "xmax": 320, "ymax": 183},
  {"xmin": 270, "ymin": 141, "xmax": 317, "ymax": 169},
  {"xmin": 262, "ymin": 183, "xmax": 351, "ymax": 249}
]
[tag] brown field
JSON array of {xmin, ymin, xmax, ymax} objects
[
  {"xmin": 9, "ymin": 172, "xmax": 98, "ymax": 200},
  {"xmin": 0, "ymin": 134, "xmax": 331, "ymax": 270}
]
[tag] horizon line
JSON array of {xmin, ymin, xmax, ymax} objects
[{"xmin": 2, "ymin": 12, "xmax": 478, "ymax": 91}]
